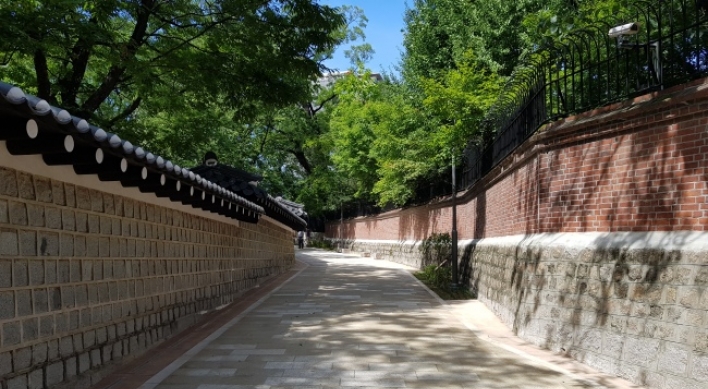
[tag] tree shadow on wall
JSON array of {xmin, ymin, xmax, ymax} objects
[{"xmin": 398, "ymin": 205, "xmax": 440, "ymax": 242}]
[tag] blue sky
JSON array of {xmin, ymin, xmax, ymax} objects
[{"xmin": 319, "ymin": 0, "xmax": 408, "ymax": 75}]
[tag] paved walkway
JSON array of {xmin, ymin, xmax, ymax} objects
[{"xmin": 92, "ymin": 249, "xmax": 644, "ymax": 389}]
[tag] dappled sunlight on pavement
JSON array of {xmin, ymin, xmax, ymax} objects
[{"xmin": 94, "ymin": 248, "xmax": 645, "ymax": 389}]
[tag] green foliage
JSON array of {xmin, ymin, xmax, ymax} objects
[
  {"xmin": 416, "ymin": 265, "xmax": 451, "ymax": 289},
  {"xmin": 0, "ymin": 0, "xmax": 348, "ymax": 182},
  {"xmin": 419, "ymin": 232, "xmax": 452, "ymax": 267},
  {"xmin": 414, "ymin": 265, "xmax": 476, "ymax": 299},
  {"xmin": 307, "ymin": 239, "xmax": 336, "ymax": 250}
]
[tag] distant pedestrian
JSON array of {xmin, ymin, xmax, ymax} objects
[
  {"xmin": 297, "ymin": 230, "xmax": 304, "ymax": 249},
  {"xmin": 304, "ymin": 229, "xmax": 310, "ymax": 247}
]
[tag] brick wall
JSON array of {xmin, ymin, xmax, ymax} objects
[
  {"xmin": 325, "ymin": 78, "xmax": 708, "ymax": 389},
  {"xmin": 326, "ymin": 78, "xmax": 708, "ymax": 241},
  {"xmin": 0, "ymin": 158, "xmax": 294, "ymax": 389}
]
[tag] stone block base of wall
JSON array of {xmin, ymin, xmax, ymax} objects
[{"xmin": 336, "ymin": 232, "xmax": 708, "ymax": 389}]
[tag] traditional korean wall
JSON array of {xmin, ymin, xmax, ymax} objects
[
  {"xmin": 0, "ymin": 150, "xmax": 295, "ymax": 389},
  {"xmin": 326, "ymin": 78, "xmax": 708, "ymax": 389}
]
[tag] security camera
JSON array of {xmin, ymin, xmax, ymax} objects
[{"xmin": 608, "ymin": 23, "xmax": 640, "ymax": 38}]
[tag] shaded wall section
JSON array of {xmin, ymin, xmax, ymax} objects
[{"xmin": 0, "ymin": 152, "xmax": 294, "ymax": 389}]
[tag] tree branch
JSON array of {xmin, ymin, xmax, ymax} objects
[
  {"xmin": 59, "ymin": 17, "xmax": 99, "ymax": 106},
  {"xmin": 81, "ymin": 0, "xmax": 155, "ymax": 114},
  {"xmin": 312, "ymin": 93, "xmax": 337, "ymax": 115},
  {"xmin": 107, "ymin": 97, "xmax": 142, "ymax": 127},
  {"xmin": 33, "ymin": 49, "xmax": 53, "ymax": 102}
]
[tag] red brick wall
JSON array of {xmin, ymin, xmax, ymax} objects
[{"xmin": 326, "ymin": 78, "xmax": 708, "ymax": 240}]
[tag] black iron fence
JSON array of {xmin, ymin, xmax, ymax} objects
[
  {"xmin": 458, "ymin": 0, "xmax": 708, "ymax": 194},
  {"xmin": 326, "ymin": 0, "xmax": 708, "ymax": 223}
]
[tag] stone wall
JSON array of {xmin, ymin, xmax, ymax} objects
[
  {"xmin": 341, "ymin": 233, "xmax": 708, "ymax": 389},
  {"xmin": 0, "ymin": 161, "xmax": 294, "ymax": 389},
  {"xmin": 326, "ymin": 79, "xmax": 708, "ymax": 389}
]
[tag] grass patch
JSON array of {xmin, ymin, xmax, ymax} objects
[{"xmin": 414, "ymin": 265, "xmax": 476, "ymax": 300}]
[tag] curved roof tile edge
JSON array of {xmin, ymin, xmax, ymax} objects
[{"xmin": 0, "ymin": 81, "xmax": 269, "ymax": 219}]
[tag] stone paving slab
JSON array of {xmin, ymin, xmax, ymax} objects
[{"xmin": 93, "ymin": 249, "xmax": 645, "ymax": 389}]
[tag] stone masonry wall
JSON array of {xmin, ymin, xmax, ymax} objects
[
  {"xmin": 0, "ymin": 165, "xmax": 294, "ymax": 389},
  {"xmin": 342, "ymin": 233, "xmax": 708, "ymax": 389}
]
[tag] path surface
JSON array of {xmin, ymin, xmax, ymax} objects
[{"xmin": 93, "ymin": 249, "xmax": 644, "ymax": 389}]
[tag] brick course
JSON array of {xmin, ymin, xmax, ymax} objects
[{"xmin": 0, "ymin": 164, "xmax": 294, "ymax": 388}]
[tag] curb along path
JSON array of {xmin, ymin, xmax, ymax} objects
[{"xmin": 92, "ymin": 249, "xmax": 644, "ymax": 389}]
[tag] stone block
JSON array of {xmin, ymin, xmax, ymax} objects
[
  {"xmin": 0, "ymin": 259, "xmax": 11, "ymax": 288},
  {"xmin": 112, "ymin": 340, "xmax": 123, "ymax": 359},
  {"xmin": 100, "ymin": 216, "xmax": 112, "ymax": 235},
  {"xmin": 47, "ymin": 208, "xmax": 63, "ymax": 231},
  {"xmin": 76, "ymin": 187, "xmax": 91, "ymax": 210},
  {"xmin": 51, "ymin": 181, "xmax": 65, "ymax": 206},
  {"xmin": 101, "ymin": 344, "xmax": 112, "ymax": 364},
  {"xmin": 0, "ymin": 228, "xmax": 19, "ymax": 256},
  {"xmin": 56, "ymin": 260, "xmax": 69, "ymax": 284},
  {"xmin": 99, "ymin": 237, "xmax": 110, "ymax": 257},
  {"xmin": 16, "ymin": 172, "xmax": 35, "ymax": 200},
  {"xmin": 692, "ymin": 352, "xmax": 708, "ymax": 381},
  {"xmin": 13, "ymin": 259, "xmax": 28, "ymax": 287},
  {"xmin": 2, "ymin": 321, "xmax": 22, "ymax": 347},
  {"xmin": 75, "ymin": 285, "xmax": 88, "ymax": 307},
  {"xmin": 103, "ymin": 193, "xmax": 115, "ymax": 215},
  {"xmin": 75, "ymin": 211, "xmax": 88, "ymax": 233},
  {"xmin": 622, "ymin": 336, "xmax": 659, "ymax": 367},
  {"xmin": 80, "ymin": 308, "xmax": 91, "ymax": 327},
  {"xmin": 664, "ymin": 375, "xmax": 706, "ymax": 389},
  {"xmin": 69, "ymin": 310, "xmax": 79, "ymax": 330},
  {"xmin": 90, "ymin": 348, "xmax": 101, "ymax": 368},
  {"xmin": 47, "ymin": 339, "xmax": 59, "ymax": 359},
  {"xmin": 0, "ymin": 291, "xmax": 15, "ymax": 320},
  {"xmin": 79, "ymin": 352, "xmax": 91, "ymax": 374},
  {"xmin": 13, "ymin": 346, "xmax": 31, "ymax": 371},
  {"xmin": 64, "ymin": 356, "xmax": 77, "ymax": 379},
  {"xmin": 602, "ymin": 331, "xmax": 625, "ymax": 359},
  {"xmin": 7, "ymin": 374, "xmax": 27, "ymax": 389},
  {"xmin": 90, "ymin": 190, "xmax": 103, "ymax": 212},
  {"xmin": 45, "ymin": 361, "xmax": 64, "ymax": 387},
  {"xmin": 87, "ymin": 214, "xmax": 99, "ymax": 234},
  {"xmin": 16, "ymin": 289, "xmax": 32, "ymax": 316},
  {"xmin": 658, "ymin": 342, "xmax": 689, "ymax": 374},
  {"xmin": 64, "ymin": 184, "xmax": 76, "ymax": 208},
  {"xmin": 32, "ymin": 342, "xmax": 47, "ymax": 365},
  {"xmin": 0, "ymin": 199, "xmax": 7, "ymax": 223},
  {"xmin": 696, "ymin": 329, "xmax": 708, "ymax": 352},
  {"xmin": 679, "ymin": 287, "xmax": 703, "ymax": 309},
  {"xmin": 27, "ymin": 368, "xmax": 43, "ymax": 389},
  {"xmin": 22, "ymin": 318, "xmax": 38, "ymax": 341},
  {"xmin": 28, "ymin": 260, "xmax": 44, "ymax": 286},
  {"xmin": 39, "ymin": 315, "xmax": 54, "ymax": 338},
  {"xmin": 0, "ymin": 351, "xmax": 11, "ymax": 376},
  {"xmin": 0, "ymin": 167, "xmax": 18, "ymax": 196},
  {"xmin": 26, "ymin": 204, "xmax": 45, "ymax": 227},
  {"xmin": 33, "ymin": 289, "xmax": 48, "ymax": 314},
  {"xmin": 9, "ymin": 201, "xmax": 27, "ymax": 226},
  {"xmin": 70, "ymin": 260, "xmax": 80, "ymax": 282},
  {"xmin": 60, "ymin": 336, "xmax": 74, "ymax": 357},
  {"xmin": 19, "ymin": 230, "xmax": 36, "ymax": 256},
  {"xmin": 37, "ymin": 231, "xmax": 59, "ymax": 256},
  {"xmin": 84, "ymin": 330, "xmax": 96, "ymax": 348},
  {"xmin": 60, "ymin": 234, "xmax": 74, "ymax": 257}
]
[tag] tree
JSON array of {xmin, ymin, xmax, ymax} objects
[{"xmin": 0, "ymin": 0, "xmax": 345, "ymax": 126}]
